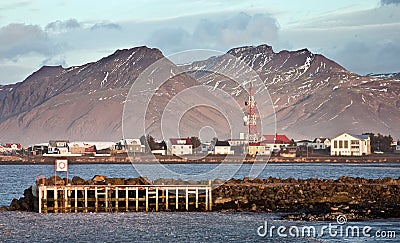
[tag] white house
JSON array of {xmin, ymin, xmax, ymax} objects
[
  {"xmin": 214, "ymin": 141, "xmax": 233, "ymax": 155},
  {"xmin": 117, "ymin": 139, "xmax": 145, "ymax": 153},
  {"xmin": 330, "ymin": 133, "xmax": 371, "ymax": 156},
  {"xmin": 312, "ymin": 138, "xmax": 331, "ymax": 150},
  {"xmin": 169, "ymin": 138, "xmax": 192, "ymax": 155},
  {"xmin": 48, "ymin": 140, "xmax": 70, "ymax": 154}
]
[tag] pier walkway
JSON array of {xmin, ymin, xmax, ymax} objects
[{"xmin": 37, "ymin": 184, "xmax": 212, "ymax": 213}]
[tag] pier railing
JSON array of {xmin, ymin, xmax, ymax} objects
[{"xmin": 37, "ymin": 184, "xmax": 212, "ymax": 213}]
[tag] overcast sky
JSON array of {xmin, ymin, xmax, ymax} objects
[{"xmin": 0, "ymin": 0, "xmax": 399, "ymax": 84}]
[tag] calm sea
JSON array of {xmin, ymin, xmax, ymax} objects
[{"xmin": 0, "ymin": 163, "xmax": 399, "ymax": 242}]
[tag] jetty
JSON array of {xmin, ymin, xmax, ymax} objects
[{"xmin": 36, "ymin": 183, "xmax": 212, "ymax": 213}]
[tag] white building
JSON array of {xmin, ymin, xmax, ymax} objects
[
  {"xmin": 169, "ymin": 138, "xmax": 193, "ymax": 155},
  {"xmin": 117, "ymin": 139, "xmax": 145, "ymax": 153},
  {"xmin": 214, "ymin": 141, "xmax": 233, "ymax": 155},
  {"xmin": 330, "ymin": 133, "xmax": 371, "ymax": 156},
  {"xmin": 312, "ymin": 138, "xmax": 331, "ymax": 150}
]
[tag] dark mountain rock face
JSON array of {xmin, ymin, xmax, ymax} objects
[{"xmin": 0, "ymin": 44, "xmax": 399, "ymax": 145}]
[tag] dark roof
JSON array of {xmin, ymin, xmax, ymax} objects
[
  {"xmin": 297, "ymin": 140, "xmax": 312, "ymax": 143},
  {"xmin": 215, "ymin": 141, "xmax": 230, "ymax": 146},
  {"xmin": 313, "ymin": 137, "xmax": 329, "ymax": 143},
  {"xmin": 349, "ymin": 133, "xmax": 369, "ymax": 140},
  {"xmin": 169, "ymin": 138, "xmax": 192, "ymax": 146}
]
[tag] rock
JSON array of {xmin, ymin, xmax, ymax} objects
[
  {"xmin": 46, "ymin": 176, "xmax": 64, "ymax": 186},
  {"xmin": 105, "ymin": 178, "xmax": 125, "ymax": 185},
  {"xmin": 0, "ymin": 206, "xmax": 8, "ymax": 211},
  {"xmin": 126, "ymin": 178, "xmax": 141, "ymax": 185},
  {"xmin": 72, "ymin": 176, "xmax": 86, "ymax": 185},
  {"xmin": 213, "ymin": 179, "xmax": 224, "ymax": 185},
  {"xmin": 92, "ymin": 175, "xmax": 108, "ymax": 183},
  {"xmin": 9, "ymin": 199, "xmax": 20, "ymax": 211}
]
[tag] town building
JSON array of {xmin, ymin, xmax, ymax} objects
[
  {"xmin": 248, "ymin": 141, "xmax": 271, "ymax": 156},
  {"xmin": 5, "ymin": 143, "xmax": 22, "ymax": 151},
  {"xmin": 393, "ymin": 140, "xmax": 400, "ymax": 154},
  {"xmin": 214, "ymin": 141, "xmax": 233, "ymax": 155},
  {"xmin": 48, "ymin": 140, "xmax": 70, "ymax": 154},
  {"xmin": 227, "ymin": 138, "xmax": 248, "ymax": 155},
  {"xmin": 296, "ymin": 140, "xmax": 313, "ymax": 147},
  {"xmin": 261, "ymin": 134, "xmax": 291, "ymax": 152},
  {"xmin": 280, "ymin": 146, "xmax": 298, "ymax": 157},
  {"xmin": 330, "ymin": 133, "xmax": 371, "ymax": 156},
  {"xmin": 312, "ymin": 138, "xmax": 331, "ymax": 150},
  {"xmin": 151, "ymin": 141, "xmax": 167, "ymax": 155},
  {"xmin": 115, "ymin": 139, "xmax": 145, "ymax": 154},
  {"xmin": 169, "ymin": 138, "xmax": 193, "ymax": 155}
]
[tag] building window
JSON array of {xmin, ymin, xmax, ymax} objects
[
  {"xmin": 334, "ymin": 140, "xmax": 337, "ymax": 148},
  {"xmin": 344, "ymin": 141, "xmax": 348, "ymax": 148},
  {"xmin": 339, "ymin": 141, "xmax": 343, "ymax": 148}
]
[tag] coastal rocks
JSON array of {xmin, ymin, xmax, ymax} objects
[
  {"xmin": 9, "ymin": 186, "xmax": 34, "ymax": 211},
  {"xmin": 211, "ymin": 176, "xmax": 400, "ymax": 221}
]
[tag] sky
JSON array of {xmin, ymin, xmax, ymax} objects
[{"xmin": 0, "ymin": 0, "xmax": 399, "ymax": 85}]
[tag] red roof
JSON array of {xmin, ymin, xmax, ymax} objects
[
  {"xmin": 249, "ymin": 142, "xmax": 261, "ymax": 146},
  {"xmin": 262, "ymin": 134, "xmax": 290, "ymax": 144},
  {"xmin": 5, "ymin": 143, "xmax": 22, "ymax": 149},
  {"xmin": 169, "ymin": 138, "xmax": 192, "ymax": 146}
]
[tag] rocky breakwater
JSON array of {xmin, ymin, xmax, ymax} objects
[
  {"xmin": 212, "ymin": 176, "xmax": 400, "ymax": 220},
  {"xmin": 8, "ymin": 176, "xmax": 400, "ymax": 221}
]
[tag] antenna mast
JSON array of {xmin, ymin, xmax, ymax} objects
[{"xmin": 245, "ymin": 79, "xmax": 258, "ymax": 143}]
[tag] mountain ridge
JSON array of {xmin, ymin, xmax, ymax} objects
[{"xmin": 0, "ymin": 44, "xmax": 399, "ymax": 145}]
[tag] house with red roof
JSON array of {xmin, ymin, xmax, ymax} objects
[
  {"xmin": 261, "ymin": 134, "xmax": 291, "ymax": 152},
  {"xmin": 169, "ymin": 138, "xmax": 193, "ymax": 155},
  {"xmin": 5, "ymin": 143, "xmax": 22, "ymax": 150}
]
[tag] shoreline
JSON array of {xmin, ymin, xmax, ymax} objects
[{"xmin": 1, "ymin": 154, "xmax": 400, "ymax": 165}]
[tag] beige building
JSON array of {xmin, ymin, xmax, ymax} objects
[{"xmin": 330, "ymin": 133, "xmax": 371, "ymax": 156}]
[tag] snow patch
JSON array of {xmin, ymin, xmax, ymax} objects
[{"xmin": 101, "ymin": 72, "xmax": 109, "ymax": 88}]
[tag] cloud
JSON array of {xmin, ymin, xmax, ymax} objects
[
  {"xmin": 381, "ymin": 0, "xmax": 400, "ymax": 5},
  {"xmin": 147, "ymin": 12, "xmax": 279, "ymax": 53},
  {"xmin": 90, "ymin": 22, "xmax": 121, "ymax": 31},
  {"xmin": 194, "ymin": 13, "xmax": 278, "ymax": 46},
  {"xmin": 0, "ymin": 23, "xmax": 61, "ymax": 61},
  {"xmin": 41, "ymin": 56, "xmax": 67, "ymax": 67},
  {"xmin": 45, "ymin": 19, "xmax": 81, "ymax": 33}
]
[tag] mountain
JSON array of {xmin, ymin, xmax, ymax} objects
[
  {"xmin": 0, "ymin": 44, "xmax": 399, "ymax": 145},
  {"xmin": 183, "ymin": 45, "xmax": 400, "ymax": 139}
]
